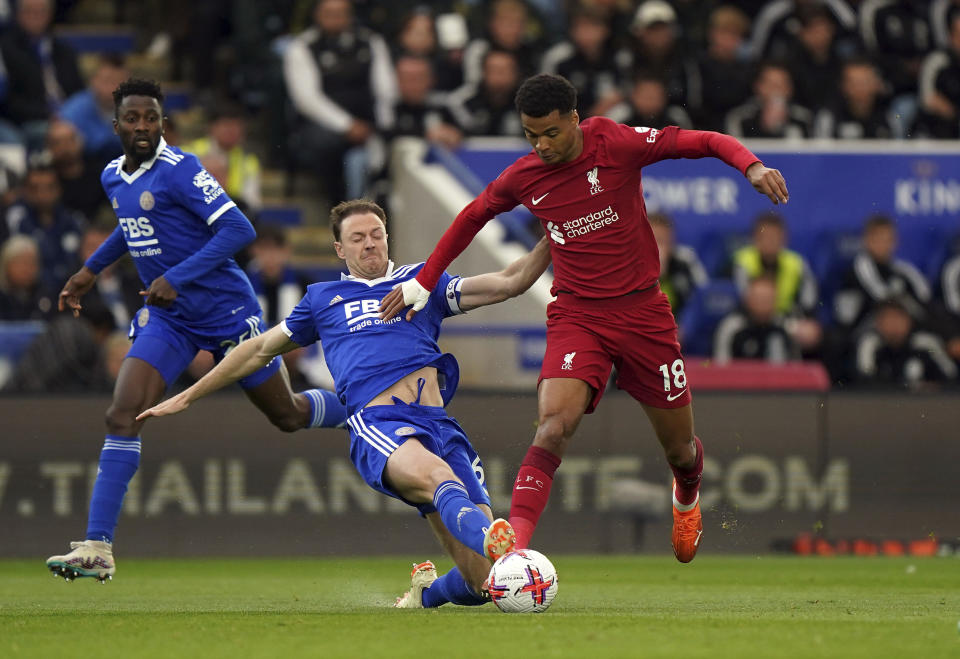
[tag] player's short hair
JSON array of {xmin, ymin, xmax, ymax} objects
[
  {"xmin": 515, "ymin": 74, "xmax": 577, "ymax": 118},
  {"xmin": 330, "ymin": 199, "xmax": 387, "ymax": 241},
  {"xmin": 112, "ymin": 78, "xmax": 164, "ymax": 117}
]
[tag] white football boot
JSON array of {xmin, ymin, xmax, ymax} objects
[
  {"xmin": 393, "ymin": 561, "xmax": 438, "ymax": 608},
  {"xmin": 46, "ymin": 540, "xmax": 116, "ymax": 583}
]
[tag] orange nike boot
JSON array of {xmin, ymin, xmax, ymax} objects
[{"xmin": 671, "ymin": 481, "xmax": 703, "ymax": 563}]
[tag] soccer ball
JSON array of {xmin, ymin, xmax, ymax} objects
[{"xmin": 487, "ymin": 549, "xmax": 558, "ymax": 613}]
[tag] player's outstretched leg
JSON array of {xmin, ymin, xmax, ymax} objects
[
  {"xmin": 46, "ymin": 540, "xmax": 115, "ymax": 583},
  {"xmin": 671, "ymin": 436, "xmax": 704, "ymax": 563},
  {"xmin": 394, "ymin": 561, "xmax": 439, "ymax": 608},
  {"xmin": 433, "ymin": 480, "xmax": 515, "ymax": 560}
]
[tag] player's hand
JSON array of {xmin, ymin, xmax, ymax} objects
[
  {"xmin": 379, "ymin": 278, "xmax": 430, "ymax": 321},
  {"xmin": 58, "ymin": 266, "xmax": 97, "ymax": 317},
  {"xmin": 140, "ymin": 276, "xmax": 178, "ymax": 308},
  {"xmin": 746, "ymin": 162, "xmax": 789, "ymax": 205},
  {"xmin": 136, "ymin": 393, "xmax": 190, "ymax": 421}
]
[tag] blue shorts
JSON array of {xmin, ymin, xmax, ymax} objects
[
  {"xmin": 126, "ymin": 306, "xmax": 281, "ymax": 389},
  {"xmin": 346, "ymin": 400, "xmax": 491, "ymax": 515}
]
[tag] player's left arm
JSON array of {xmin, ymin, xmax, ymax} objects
[
  {"xmin": 457, "ymin": 236, "xmax": 551, "ymax": 311},
  {"xmin": 673, "ymin": 129, "xmax": 789, "ymax": 205},
  {"xmin": 145, "ymin": 157, "xmax": 256, "ymax": 306},
  {"xmin": 137, "ymin": 324, "xmax": 299, "ymax": 420}
]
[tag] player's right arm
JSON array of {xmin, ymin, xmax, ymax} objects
[
  {"xmin": 59, "ymin": 225, "xmax": 128, "ymax": 316},
  {"xmin": 137, "ymin": 324, "xmax": 300, "ymax": 420},
  {"xmin": 379, "ymin": 172, "xmax": 518, "ymax": 320}
]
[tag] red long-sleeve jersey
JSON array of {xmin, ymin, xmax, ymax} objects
[{"xmin": 417, "ymin": 116, "xmax": 761, "ymax": 299}]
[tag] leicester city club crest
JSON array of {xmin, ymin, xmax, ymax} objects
[
  {"xmin": 138, "ymin": 308, "xmax": 149, "ymax": 327},
  {"xmin": 139, "ymin": 190, "xmax": 155, "ymax": 211}
]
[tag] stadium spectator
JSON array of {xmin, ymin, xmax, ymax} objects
[
  {"xmin": 853, "ymin": 297, "xmax": 957, "ymax": 387},
  {"xmin": 462, "ymin": 0, "xmax": 542, "ymax": 87},
  {"xmin": 815, "ymin": 57, "xmax": 896, "ymax": 139},
  {"xmin": 0, "ymin": 233, "xmax": 55, "ymax": 320},
  {"xmin": 607, "ymin": 72, "xmax": 693, "ymax": 129},
  {"xmin": 931, "ymin": 0, "xmax": 960, "ymax": 50},
  {"xmin": 540, "ymin": 5, "xmax": 624, "ymax": 118},
  {"xmin": 713, "ymin": 274, "xmax": 799, "ymax": 363},
  {"xmin": 388, "ymin": 55, "xmax": 462, "ymax": 149},
  {"xmin": 833, "ymin": 214, "xmax": 931, "ymax": 331},
  {"xmin": 448, "ymin": 49, "xmax": 523, "ymax": 136},
  {"xmin": 748, "ymin": 0, "xmax": 858, "ymax": 61},
  {"xmin": 649, "ymin": 212, "xmax": 708, "ymax": 316},
  {"xmin": 912, "ymin": 11, "xmax": 960, "ymax": 138},
  {"xmin": 2, "ymin": 300, "xmax": 117, "ymax": 393},
  {"xmin": 933, "ymin": 249, "xmax": 960, "ymax": 367},
  {"xmin": 732, "ymin": 212, "xmax": 818, "ymax": 317},
  {"xmin": 245, "ymin": 224, "xmax": 305, "ymax": 328},
  {"xmin": 46, "ymin": 119, "xmax": 108, "ymax": 221},
  {"xmin": 732, "ymin": 211, "xmax": 822, "ymax": 355},
  {"xmin": 782, "ymin": 3, "xmax": 845, "ymax": 113},
  {"xmin": 282, "ymin": 0, "xmax": 396, "ymax": 201},
  {"xmin": 859, "ymin": 0, "xmax": 932, "ymax": 98},
  {"xmin": 0, "ymin": 0, "xmax": 83, "ymax": 150},
  {"xmin": 684, "ymin": 4, "xmax": 755, "ymax": 132},
  {"xmin": 725, "ymin": 60, "xmax": 814, "ymax": 138},
  {"xmin": 185, "ymin": 102, "xmax": 262, "ymax": 213},
  {"xmin": 393, "ymin": 8, "xmax": 464, "ymax": 92},
  {"xmin": 59, "ymin": 55, "xmax": 128, "ymax": 167},
  {"xmin": 621, "ymin": 0, "xmax": 687, "ymax": 106},
  {"xmin": 5, "ymin": 163, "xmax": 84, "ymax": 292}
]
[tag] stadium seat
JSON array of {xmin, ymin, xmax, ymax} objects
[
  {"xmin": 0, "ymin": 320, "xmax": 46, "ymax": 388},
  {"xmin": 677, "ymin": 279, "xmax": 739, "ymax": 356},
  {"xmin": 54, "ymin": 26, "xmax": 136, "ymax": 53},
  {"xmin": 258, "ymin": 205, "xmax": 303, "ymax": 226}
]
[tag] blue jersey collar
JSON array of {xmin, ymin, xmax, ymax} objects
[
  {"xmin": 340, "ymin": 260, "xmax": 397, "ymax": 285},
  {"xmin": 117, "ymin": 137, "xmax": 169, "ymax": 184}
]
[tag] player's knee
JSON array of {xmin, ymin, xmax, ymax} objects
[
  {"xmin": 533, "ymin": 414, "xmax": 573, "ymax": 455},
  {"xmin": 269, "ymin": 412, "xmax": 304, "ymax": 434},
  {"xmin": 663, "ymin": 436, "xmax": 696, "ymax": 468},
  {"xmin": 104, "ymin": 404, "xmax": 139, "ymax": 435}
]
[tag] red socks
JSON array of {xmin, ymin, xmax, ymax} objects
[
  {"xmin": 671, "ymin": 436, "xmax": 703, "ymax": 506},
  {"xmin": 508, "ymin": 446, "xmax": 562, "ymax": 549}
]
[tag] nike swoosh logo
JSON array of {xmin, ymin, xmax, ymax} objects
[
  {"xmin": 531, "ymin": 193, "xmax": 549, "ymax": 205},
  {"xmin": 695, "ymin": 529, "xmax": 702, "ymax": 546},
  {"xmin": 666, "ymin": 389, "xmax": 687, "ymax": 402},
  {"xmin": 514, "ymin": 486, "xmax": 541, "ymax": 491}
]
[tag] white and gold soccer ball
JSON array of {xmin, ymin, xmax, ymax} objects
[{"xmin": 487, "ymin": 549, "xmax": 558, "ymax": 613}]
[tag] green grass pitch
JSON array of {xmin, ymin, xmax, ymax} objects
[{"xmin": 2, "ymin": 555, "xmax": 958, "ymax": 658}]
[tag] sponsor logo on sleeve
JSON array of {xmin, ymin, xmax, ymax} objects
[{"xmin": 193, "ymin": 169, "xmax": 225, "ymax": 204}]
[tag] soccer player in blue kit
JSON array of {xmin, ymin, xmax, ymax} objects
[
  {"xmin": 45, "ymin": 79, "xmax": 347, "ymax": 582},
  {"xmin": 138, "ymin": 199, "xmax": 553, "ymax": 609}
]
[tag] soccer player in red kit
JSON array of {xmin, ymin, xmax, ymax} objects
[{"xmin": 380, "ymin": 74, "xmax": 789, "ymax": 562}]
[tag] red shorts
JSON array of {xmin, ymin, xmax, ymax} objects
[{"xmin": 539, "ymin": 285, "xmax": 692, "ymax": 413}]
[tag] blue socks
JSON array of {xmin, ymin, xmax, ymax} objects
[
  {"xmin": 303, "ymin": 389, "xmax": 347, "ymax": 428},
  {"xmin": 433, "ymin": 480, "xmax": 489, "ymax": 557},
  {"xmin": 86, "ymin": 435, "xmax": 141, "ymax": 543},
  {"xmin": 422, "ymin": 567, "xmax": 487, "ymax": 608}
]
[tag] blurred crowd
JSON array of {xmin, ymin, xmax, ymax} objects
[{"xmin": 0, "ymin": 0, "xmax": 957, "ymax": 393}]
